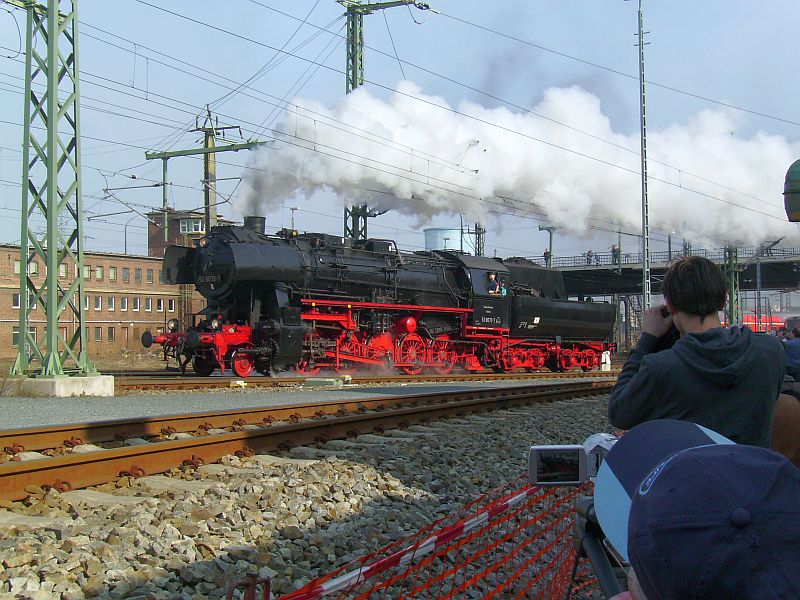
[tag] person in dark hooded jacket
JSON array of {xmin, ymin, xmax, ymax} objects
[{"xmin": 608, "ymin": 256, "xmax": 785, "ymax": 447}]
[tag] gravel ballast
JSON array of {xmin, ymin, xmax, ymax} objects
[{"xmin": 0, "ymin": 394, "xmax": 612, "ymax": 598}]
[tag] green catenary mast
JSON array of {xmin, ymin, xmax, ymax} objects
[
  {"xmin": 8, "ymin": 0, "xmax": 95, "ymax": 376},
  {"xmin": 338, "ymin": 0, "xmax": 429, "ymax": 241}
]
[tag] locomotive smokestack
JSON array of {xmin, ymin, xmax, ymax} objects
[{"xmin": 243, "ymin": 216, "xmax": 266, "ymax": 235}]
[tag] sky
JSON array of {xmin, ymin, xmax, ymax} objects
[{"xmin": 1, "ymin": 1, "xmax": 799, "ymax": 262}]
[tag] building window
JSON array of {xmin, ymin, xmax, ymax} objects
[
  {"xmin": 144, "ymin": 297, "xmax": 152, "ymax": 312},
  {"xmin": 84, "ymin": 296, "xmax": 89, "ymax": 311},
  {"xmin": 15, "ymin": 261, "xmax": 40, "ymax": 275},
  {"xmin": 28, "ymin": 293, "xmax": 36, "ymax": 310},
  {"xmin": 122, "ymin": 268, "xmax": 130, "ymax": 283},
  {"xmin": 94, "ymin": 327, "xmax": 102, "ymax": 341},
  {"xmin": 59, "ymin": 263, "xmax": 67, "ymax": 278},
  {"xmin": 146, "ymin": 269, "xmax": 154, "ymax": 284},
  {"xmin": 121, "ymin": 297, "xmax": 128, "ymax": 311},
  {"xmin": 108, "ymin": 327, "xmax": 115, "ymax": 341},
  {"xmin": 156, "ymin": 298, "xmax": 164, "ymax": 312},
  {"xmin": 94, "ymin": 296, "xmax": 102, "ymax": 311},
  {"xmin": 12, "ymin": 327, "xmax": 36, "ymax": 348},
  {"xmin": 180, "ymin": 218, "xmax": 204, "ymax": 234},
  {"xmin": 108, "ymin": 296, "xmax": 115, "ymax": 311},
  {"xmin": 132, "ymin": 297, "xmax": 140, "ymax": 311},
  {"xmin": 12, "ymin": 293, "xmax": 20, "ymax": 309},
  {"xmin": 95, "ymin": 266, "xmax": 104, "ymax": 281},
  {"xmin": 109, "ymin": 266, "xmax": 117, "ymax": 281},
  {"xmin": 168, "ymin": 298, "xmax": 175, "ymax": 312},
  {"xmin": 135, "ymin": 268, "xmax": 142, "ymax": 284},
  {"xmin": 83, "ymin": 265, "xmax": 91, "ymax": 279}
]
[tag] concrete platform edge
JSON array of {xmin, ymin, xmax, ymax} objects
[{"xmin": 0, "ymin": 375, "xmax": 115, "ymax": 398}]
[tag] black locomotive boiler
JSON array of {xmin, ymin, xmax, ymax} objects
[{"xmin": 142, "ymin": 216, "xmax": 616, "ymax": 377}]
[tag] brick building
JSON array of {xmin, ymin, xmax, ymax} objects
[
  {"xmin": 146, "ymin": 209, "xmax": 234, "ymax": 257},
  {"xmin": 0, "ymin": 244, "xmax": 203, "ymax": 361}
]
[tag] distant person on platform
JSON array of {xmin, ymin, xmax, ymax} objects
[
  {"xmin": 543, "ymin": 249, "xmax": 551, "ymax": 267},
  {"xmin": 585, "ymin": 249, "xmax": 594, "ymax": 265},
  {"xmin": 487, "ymin": 272, "xmax": 500, "ymax": 295},
  {"xmin": 784, "ymin": 327, "xmax": 800, "ymax": 379},
  {"xmin": 608, "ymin": 256, "xmax": 786, "ymax": 447},
  {"xmin": 611, "ymin": 244, "xmax": 620, "ymax": 265}
]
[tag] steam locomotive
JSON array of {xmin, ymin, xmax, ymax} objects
[{"xmin": 142, "ymin": 216, "xmax": 616, "ymax": 377}]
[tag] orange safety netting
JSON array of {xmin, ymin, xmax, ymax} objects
[{"xmin": 280, "ymin": 477, "xmax": 596, "ymax": 600}]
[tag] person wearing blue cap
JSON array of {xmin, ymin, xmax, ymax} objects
[
  {"xmin": 595, "ymin": 420, "xmax": 800, "ymax": 600},
  {"xmin": 608, "ymin": 256, "xmax": 785, "ymax": 447}
]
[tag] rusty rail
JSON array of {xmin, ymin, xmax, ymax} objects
[
  {"xmin": 0, "ymin": 380, "xmax": 613, "ymax": 501},
  {"xmin": 115, "ymin": 370, "xmax": 619, "ymax": 393}
]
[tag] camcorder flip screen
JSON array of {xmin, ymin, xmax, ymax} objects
[{"xmin": 529, "ymin": 445, "xmax": 587, "ymax": 486}]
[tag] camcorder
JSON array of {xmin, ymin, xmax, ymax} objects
[
  {"xmin": 527, "ymin": 434, "xmax": 628, "ymax": 598},
  {"xmin": 527, "ymin": 433, "xmax": 617, "ymax": 487}
]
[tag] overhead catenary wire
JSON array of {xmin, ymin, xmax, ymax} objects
[{"xmin": 3, "ymin": 32, "xmax": 782, "ymax": 226}]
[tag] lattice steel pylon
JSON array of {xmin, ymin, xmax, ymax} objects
[
  {"xmin": 724, "ymin": 245, "xmax": 741, "ymax": 326},
  {"xmin": 10, "ymin": 0, "xmax": 95, "ymax": 376},
  {"xmin": 338, "ymin": 0, "xmax": 429, "ymax": 240}
]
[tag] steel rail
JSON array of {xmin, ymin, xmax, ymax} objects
[
  {"xmin": 114, "ymin": 370, "xmax": 619, "ymax": 393},
  {"xmin": 0, "ymin": 381, "xmax": 612, "ymax": 501}
]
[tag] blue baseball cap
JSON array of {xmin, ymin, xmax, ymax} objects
[
  {"xmin": 594, "ymin": 419, "xmax": 734, "ymax": 562},
  {"xmin": 595, "ymin": 420, "xmax": 800, "ymax": 600}
]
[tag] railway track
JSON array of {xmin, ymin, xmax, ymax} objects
[
  {"xmin": 0, "ymin": 379, "xmax": 613, "ymax": 501},
  {"xmin": 114, "ymin": 369, "xmax": 619, "ymax": 392}
]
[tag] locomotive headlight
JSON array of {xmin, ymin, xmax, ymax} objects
[
  {"xmin": 167, "ymin": 318, "xmax": 179, "ymax": 332},
  {"xmin": 211, "ymin": 317, "xmax": 221, "ymax": 331}
]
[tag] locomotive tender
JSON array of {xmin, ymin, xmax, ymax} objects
[{"xmin": 142, "ymin": 216, "xmax": 616, "ymax": 377}]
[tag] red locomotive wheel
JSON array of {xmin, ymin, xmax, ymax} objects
[
  {"xmin": 430, "ymin": 335, "xmax": 456, "ymax": 375},
  {"xmin": 335, "ymin": 337, "xmax": 360, "ymax": 374},
  {"xmin": 295, "ymin": 358, "xmax": 321, "ymax": 376},
  {"xmin": 398, "ymin": 333, "xmax": 426, "ymax": 375},
  {"xmin": 231, "ymin": 348, "xmax": 255, "ymax": 378}
]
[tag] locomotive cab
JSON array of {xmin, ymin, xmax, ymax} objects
[{"xmin": 438, "ymin": 253, "xmax": 510, "ymax": 329}]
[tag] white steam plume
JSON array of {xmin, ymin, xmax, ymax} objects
[{"xmin": 238, "ymin": 82, "xmax": 799, "ymax": 245}]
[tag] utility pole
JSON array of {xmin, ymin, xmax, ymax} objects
[
  {"xmin": 634, "ymin": 0, "xmax": 652, "ymax": 310},
  {"xmin": 145, "ymin": 121, "xmax": 266, "ymax": 242},
  {"xmin": 338, "ymin": 0, "xmax": 429, "ymax": 240},
  {"xmin": 8, "ymin": 0, "xmax": 95, "ymax": 377},
  {"xmin": 192, "ymin": 107, "xmax": 243, "ymax": 233}
]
